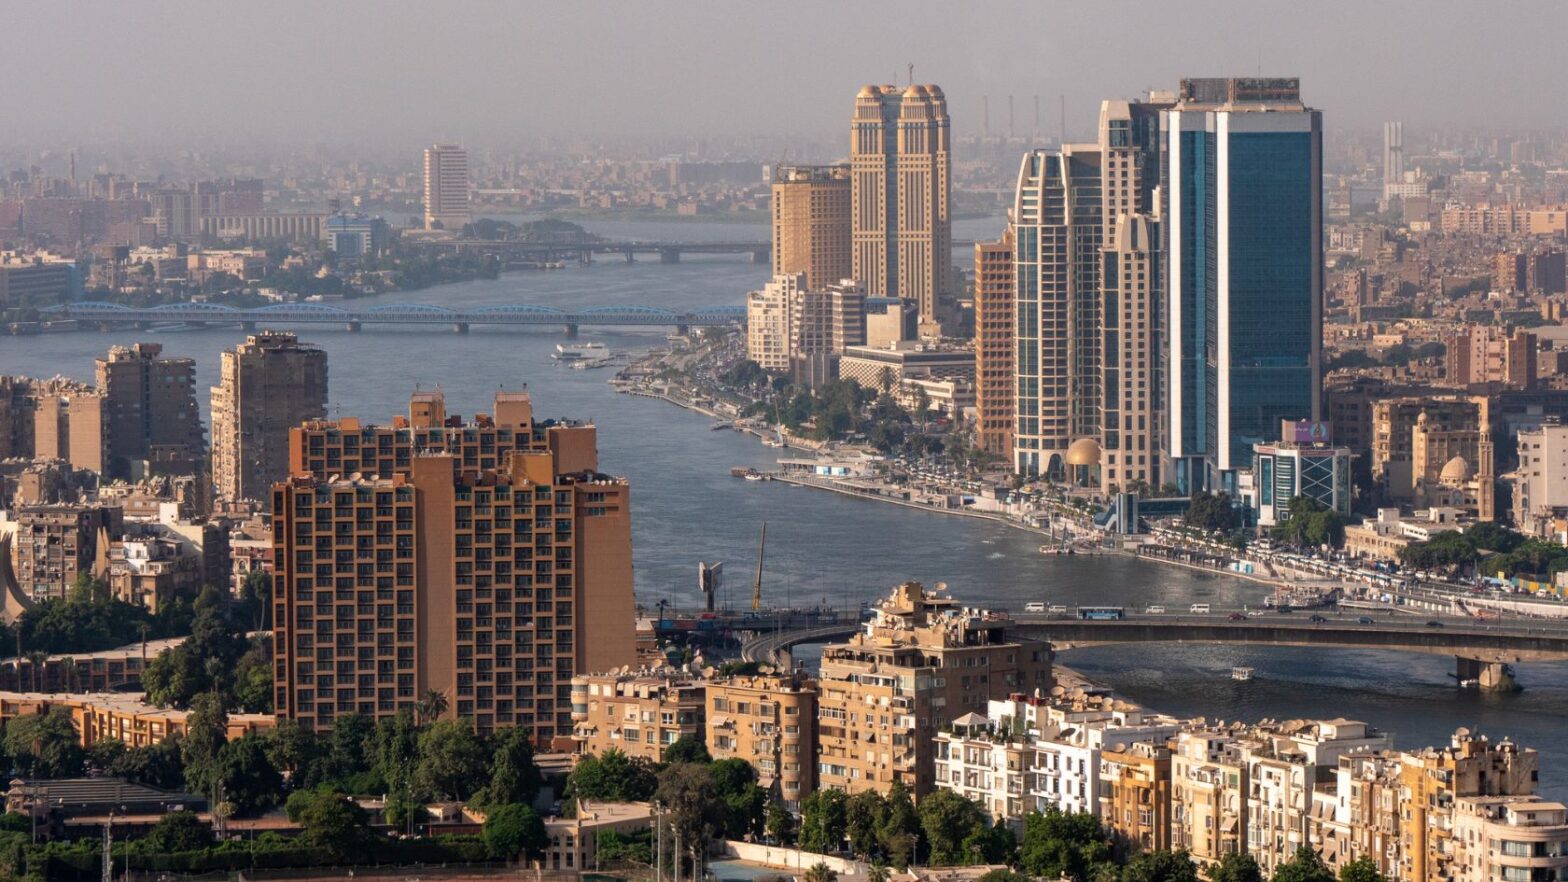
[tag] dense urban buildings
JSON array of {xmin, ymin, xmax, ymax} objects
[
  {"xmin": 815, "ymin": 581, "xmax": 1051, "ymax": 796},
  {"xmin": 211, "ymin": 332, "xmax": 328, "ymax": 505},
  {"xmin": 745, "ymin": 273, "xmax": 866, "ymax": 378},
  {"xmin": 422, "ymin": 144, "xmax": 471, "ymax": 231},
  {"xmin": 569, "ymin": 668, "xmax": 705, "ymax": 761},
  {"xmin": 1164, "ymin": 78, "xmax": 1322, "ymax": 491},
  {"xmin": 851, "ymin": 84, "xmax": 951, "ymax": 335},
  {"xmin": 771, "ymin": 164, "xmax": 852, "ymax": 290},
  {"xmin": 271, "ymin": 391, "xmax": 635, "ymax": 745}
]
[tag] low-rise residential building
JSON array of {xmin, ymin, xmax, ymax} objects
[
  {"xmin": 706, "ymin": 670, "xmax": 817, "ymax": 811},
  {"xmin": 541, "ymin": 801, "xmax": 654, "ymax": 872},
  {"xmin": 1512, "ymin": 421, "xmax": 1568, "ymax": 537},
  {"xmin": 0, "ymin": 692, "xmax": 274, "ymax": 748},
  {"xmin": 1099, "ymin": 740, "xmax": 1173, "ymax": 857},
  {"xmin": 1449, "ymin": 796, "xmax": 1568, "ymax": 882},
  {"xmin": 569, "ymin": 667, "xmax": 706, "ymax": 761}
]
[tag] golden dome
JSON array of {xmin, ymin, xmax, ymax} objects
[
  {"xmin": 904, "ymin": 84, "xmax": 930, "ymax": 99},
  {"xmin": 1440, "ymin": 455, "xmax": 1472, "ymax": 484},
  {"xmin": 1066, "ymin": 438, "xmax": 1103, "ymax": 467},
  {"xmin": 857, "ymin": 84, "xmax": 882, "ymax": 98},
  {"xmin": 924, "ymin": 84, "xmax": 945, "ymax": 97}
]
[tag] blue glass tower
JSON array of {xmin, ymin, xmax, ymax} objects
[{"xmin": 1161, "ymin": 78, "xmax": 1322, "ymax": 492}]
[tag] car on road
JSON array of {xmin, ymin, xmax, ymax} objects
[
  {"xmin": 1227, "ymin": 612, "xmax": 1247, "ymax": 621},
  {"xmin": 1309, "ymin": 614, "xmax": 1328, "ymax": 623},
  {"xmin": 1357, "ymin": 616, "xmax": 1375, "ymax": 625},
  {"xmin": 1145, "ymin": 605, "xmax": 1166, "ymax": 615},
  {"xmin": 1024, "ymin": 602, "xmax": 1046, "ymax": 613},
  {"xmin": 1426, "ymin": 620, "xmax": 1445, "ymax": 628}
]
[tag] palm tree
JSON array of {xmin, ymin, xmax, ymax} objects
[
  {"xmin": 866, "ymin": 864, "xmax": 890, "ymax": 882},
  {"xmin": 805, "ymin": 863, "xmax": 838, "ymax": 882},
  {"xmin": 417, "ymin": 688, "xmax": 448, "ymax": 724},
  {"xmin": 876, "ymin": 366, "xmax": 895, "ymax": 397},
  {"xmin": 61, "ymin": 659, "xmax": 77, "ymax": 693},
  {"xmin": 28, "ymin": 652, "xmax": 48, "ymax": 692}
]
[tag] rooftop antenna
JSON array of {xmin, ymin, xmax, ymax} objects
[
  {"xmin": 1059, "ymin": 94, "xmax": 1067, "ymax": 146},
  {"xmin": 907, "ymin": 62, "xmax": 914, "ymax": 87}
]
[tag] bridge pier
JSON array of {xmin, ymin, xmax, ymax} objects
[
  {"xmin": 346, "ymin": 321, "xmax": 361, "ymax": 333},
  {"xmin": 750, "ymin": 248, "xmax": 769, "ymax": 264},
  {"xmin": 563, "ymin": 324, "xmax": 579, "ymax": 339},
  {"xmin": 660, "ymin": 247, "xmax": 681, "ymax": 264},
  {"xmin": 453, "ymin": 323, "xmax": 469, "ymax": 334},
  {"xmin": 674, "ymin": 323, "xmax": 690, "ymax": 337},
  {"xmin": 624, "ymin": 249, "xmax": 635, "ymax": 264},
  {"xmin": 1456, "ymin": 656, "xmax": 1520, "ymax": 692}
]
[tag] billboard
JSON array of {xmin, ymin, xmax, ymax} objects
[{"xmin": 1283, "ymin": 420, "xmax": 1333, "ymax": 445}]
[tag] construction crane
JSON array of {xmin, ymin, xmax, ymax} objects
[{"xmin": 752, "ymin": 522, "xmax": 767, "ymax": 612}]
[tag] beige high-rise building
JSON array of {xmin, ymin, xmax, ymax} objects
[
  {"xmin": 852, "ymin": 84, "xmax": 950, "ymax": 336},
  {"xmin": 1099, "ymin": 740, "xmax": 1173, "ymax": 857},
  {"xmin": 772, "ymin": 165, "xmax": 851, "ymax": 290},
  {"xmin": 974, "ymin": 232, "xmax": 1014, "ymax": 456},
  {"xmin": 32, "ymin": 383, "xmax": 106, "ymax": 474},
  {"xmin": 816, "ymin": 581, "xmax": 1051, "ymax": 796},
  {"xmin": 274, "ymin": 393, "xmax": 635, "ymax": 745},
  {"xmin": 1399, "ymin": 731, "xmax": 1541, "ymax": 882},
  {"xmin": 746, "ymin": 273, "xmax": 866, "ymax": 374},
  {"xmin": 423, "ymin": 144, "xmax": 471, "ymax": 231},
  {"xmin": 707, "ymin": 670, "xmax": 817, "ymax": 811},
  {"xmin": 211, "ymin": 332, "xmax": 327, "ymax": 505}
]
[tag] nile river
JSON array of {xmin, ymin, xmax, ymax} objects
[{"xmin": 4, "ymin": 215, "xmax": 1567, "ymax": 795}]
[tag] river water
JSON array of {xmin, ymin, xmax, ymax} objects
[{"xmin": 4, "ymin": 215, "xmax": 1566, "ymax": 796}]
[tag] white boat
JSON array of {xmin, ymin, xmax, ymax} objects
[
  {"xmin": 1231, "ymin": 666, "xmax": 1254, "ymax": 682},
  {"xmin": 553, "ymin": 342, "xmax": 609, "ymax": 362}
]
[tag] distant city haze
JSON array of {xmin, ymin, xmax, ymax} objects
[{"xmin": 6, "ymin": 0, "xmax": 1568, "ymax": 147}]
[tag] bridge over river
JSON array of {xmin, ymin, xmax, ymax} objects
[
  {"xmin": 741, "ymin": 609, "xmax": 1568, "ymax": 691},
  {"xmin": 43, "ymin": 300, "xmax": 746, "ymax": 336}
]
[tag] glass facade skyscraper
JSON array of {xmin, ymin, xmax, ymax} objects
[{"xmin": 1162, "ymin": 78, "xmax": 1322, "ymax": 491}]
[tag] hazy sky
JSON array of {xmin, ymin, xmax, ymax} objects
[{"xmin": 7, "ymin": 0, "xmax": 1568, "ymax": 147}]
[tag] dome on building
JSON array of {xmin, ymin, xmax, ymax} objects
[
  {"xmin": 857, "ymin": 84, "xmax": 882, "ymax": 98},
  {"xmin": 924, "ymin": 84, "xmax": 945, "ymax": 97},
  {"xmin": 1440, "ymin": 455, "xmax": 1473, "ymax": 484},
  {"xmin": 1065, "ymin": 438, "xmax": 1103, "ymax": 467},
  {"xmin": 904, "ymin": 84, "xmax": 930, "ymax": 99}
]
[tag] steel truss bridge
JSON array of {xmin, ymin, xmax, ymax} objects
[{"xmin": 44, "ymin": 300, "xmax": 747, "ymax": 335}]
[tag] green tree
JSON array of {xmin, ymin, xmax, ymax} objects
[
  {"xmin": 800, "ymin": 788, "xmax": 849, "ymax": 854},
  {"xmin": 1018, "ymin": 806, "xmax": 1113, "ymax": 881},
  {"xmin": 141, "ymin": 811, "xmax": 213, "ymax": 853},
  {"xmin": 916, "ymin": 790, "xmax": 989, "ymax": 866},
  {"xmin": 1120, "ymin": 849, "xmax": 1198, "ymax": 882},
  {"xmin": 655, "ymin": 762, "xmax": 723, "ymax": 876},
  {"xmin": 416, "ymin": 689, "xmax": 448, "ymax": 724},
  {"xmin": 484, "ymin": 803, "xmax": 548, "ymax": 861},
  {"xmin": 845, "ymin": 790, "xmax": 889, "ymax": 859},
  {"xmin": 804, "ymin": 862, "xmax": 839, "ymax": 882},
  {"xmin": 372, "ymin": 712, "xmax": 419, "ymax": 797},
  {"xmin": 181, "ymin": 692, "xmax": 229, "ymax": 799},
  {"xmin": 568, "ymin": 748, "xmax": 658, "ymax": 802},
  {"xmin": 1208, "ymin": 852, "xmax": 1265, "ymax": 882},
  {"xmin": 108, "ymin": 738, "xmax": 185, "ymax": 790},
  {"xmin": 1184, "ymin": 491, "xmax": 1240, "ymax": 532},
  {"xmin": 215, "ymin": 732, "xmax": 284, "ymax": 816},
  {"xmin": 976, "ymin": 872, "xmax": 1033, "ymax": 882},
  {"xmin": 962, "ymin": 820, "xmax": 1017, "ymax": 865},
  {"xmin": 4, "ymin": 708, "xmax": 85, "ymax": 777},
  {"xmin": 878, "ymin": 780, "xmax": 920, "ymax": 869},
  {"xmin": 232, "ymin": 643, "xmax": 274, "ymax": 714},
  {"xmin": 1272, "ymin": 847, "xmax": 1334, "ymax": 882},
  {"xmin": 1337, "ymin": 856, "xmax": 1388, "ymax": 882},
  {"xmin": 765, "ymin": 796, "xmax": 796, "ymax": 845},
  {"xmin": 416, "ymin": 719, "xmax": 489, "ymax": 802},
  {"xmin": 297, "ymin": 789, "xmax": 371, "ymax": 855},
  {"xmin": 264, "ymin": 719, "xmax": 325, "ymax": 789},
  {"xmin": 663, "ymin": 735, "xmax": 712, "ymax": 765},
  {"xmin": 479, "ymin": 726, "xmax": 543, "ymax": 808}
]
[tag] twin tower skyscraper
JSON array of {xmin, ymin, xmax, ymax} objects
[{"xmin": 982, "ymin": 78, "xmax": 1323, "ymax": 495}]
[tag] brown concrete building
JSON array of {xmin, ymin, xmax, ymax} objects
[
  {"xmin": 212, "ymin": 332, "xmax": 327, "ymax": 504},
  {"xmin": 10, "ymin": 503, "xmax": 121, "ymax": 601},
  {"xmin": 974, "ymin": 233, "xmax": 1014, "ymax": 456},
  {"xmin": 707, "ymin": 670, "xmax": 817, "ymax": 811},
  {"xmin": 272, "ymin": 393, "xmax": 635, "ymax": 746},
  {"xmin": 568, "ymin": 668, "xmax": 705, "ymax": 761},
  {"xmin": 1399, "ymin": 731, "xmax": 1541, "ymax": 882},
  {"xmin": 32, "ymin": 383, "xmax": 106, "ymax": 474},
  {"xmin": 95, "ymin": 343, "xmax": 205, "ymax": 479},
  {"xmin": 772, "ymin": 165, "xmax": 851, "ymax": 290},
  {"xmin": 1099, "ymin": 740, "xmax": 1173, "ymax": 856},
  {"xmin": 1446, "ymin": 325, "xmax": 1537, "ymax": 390},
  {"xmin": 0, "ymin": 377, "xmax": 36, "ymax": 459},
  {"xmin": 0, "ymin": 692, "xmax": 273, "ymax": 749},
  {"xmin": 816, "ymin": 582, "xmax": 1051, "ymax": 796}
]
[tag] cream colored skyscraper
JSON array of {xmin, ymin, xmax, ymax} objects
[
  {"xmin": 423, "ymin": 144, "xmax": 471, "ymax": 230},
  {"xmin": 211, "ymin": 332, "xmax": 327, "ymax": 504},
  {"xmin": 772, "ymin": 165, "xmax": 851, "ymax": 289},
  {"xmin": 851, "ymin": 84, "xmax": 950, "ymax": 336}
]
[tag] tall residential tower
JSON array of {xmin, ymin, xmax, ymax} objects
[
  {"xmin": 771, "ymin": 165, "xmax": 852, "ymax": 290},
  {"xmin": 211, "ymin": 332, "xmax": 328, "ymax": 504},
  {"xmin": 423, "ymin": 144, "xmax": 471, "ymax": 231},
  {"xmin": 852, "ymin": 84, "xmax": 951, "ymax": 336}
]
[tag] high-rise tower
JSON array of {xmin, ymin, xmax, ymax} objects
[
  {"xmin": 211, "ymin": 332, "xmax": 327, "ymax": 504},
  {"xmin": 771, "ymin": 165, "xmax": 852, "ymax": 289},
  {"xmin": 95, "ymin": 342, "xmax": 205, "ymax": 479},
  {"xmin": 423, "ymin": 144, "xmax": 471, "ymax": 231},
  {"xmin": 1162, "ymin": 78, "xmax": 1322, "ymax": 491},
  {"xmin": 851, "ymin": 84, "xmax": 951, "ymax": 336},
  {"xmin": 1383, "ymin": 121, "xmax": 1405, "ymax": 194}
]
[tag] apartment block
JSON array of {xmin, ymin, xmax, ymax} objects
[
  {"xmin": 11, "ymin": 503, "xmax": 122, "ymax": 601},
  {"xmin": 816, "ymin": 582, "xmax": 1051, "ymax": 796},
  {"xmin": 1513, "ymin": 421, "xmax": 1568, "ymax": 536},
  {"xmin": 707, "ymin": 670, "xmax": 817, "ymax": 811},
  {"xmin": 1446, "ymin": 325, "xmax": 1537, "ymax": 390},
  {"xmin": 212, "ymin": 332, "xmax": 328, "ymax": 504},
  {"xmin": 0, "ymin": 692, "xmax": 273, "ymax": 749},
  {"xmin": 1449, "ymin": 796, "xmax": 1568, "ymax": 882},
  {"xmin": 424, "ymin": 145, "xmax": 471, "ymax": 231},
  {"xmin": 1399, "ymin": 731, "xmax": 1540, "ymax": 882},
  {"xmin": 272, "ymin": 393, "xmax": 635, "ymax": 745},
  {"xmin": 745, "ymin": 273, "xmax": 867, "ymax": 375},
  {"xmin": 1099, "ymin": 740, "xmax": 1173, "ymax": 856},
  {"xmin": 95, "ymin": 343, "xmax": 205, "ymax": 479},
  {"xmin": 33, "ymin": 382, "xmax": 106, "ymax": 474},
  {"xmin": 568, "ymin": 668, "xmax": 705, "ymax": 761}
]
